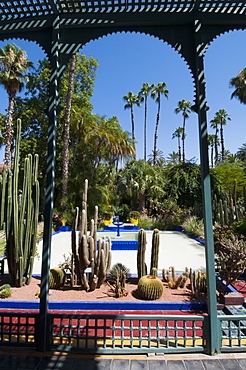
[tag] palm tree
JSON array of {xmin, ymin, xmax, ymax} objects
[
  {"xmin": 123, "ymin": 91, "xmax": 141, "ymax": 157},
  {"xmin": 139, "ymin": 83, "xmax": 153, "ymax": 161},
  {"xmin": 210, "ymin": 116, "xmax": 220, "ymax": 164},
  {"xmin": 172, "ymin": 127, "xmax": 183, "ymax": 163},
  {"xmin": 0, "ymin": 43, "xmax": 33, "ymax": 165},
  {"xmin": 174, "ymin": 99, "xmax": 192, "ymax": 162},
  {"xmin": 213, "ymin": 109, "xmax": 231, "ymax": 161},
  {"xmin": 151, "ymin": 82, "xmax": 169, "ymax": 165},
  {"xmin": 166, "ymin": 151, "xmax": 180, "ymax": 165},
  {"xmin": 230, "ymin": 68, "xmax": 246, "ymax": 104},
  {"xmin": 236, "ymin": 143, "xmax": 246, "ymax": 162},
  {"xmin": 62, "ymin": 54, "xmax": 76, "ymax": 205}
]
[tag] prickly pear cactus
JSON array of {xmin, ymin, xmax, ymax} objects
[{"xmin": 137, "ymin": 275, "xmax": 163, "ymax": 300}]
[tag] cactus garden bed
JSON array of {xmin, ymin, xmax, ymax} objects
[{"xmin": 0, "ymin": 275, "xmax": 207, "ymax": 304}]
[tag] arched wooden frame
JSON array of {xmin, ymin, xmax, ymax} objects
[{"xmin": 1, "ymin": 0, "xmax": 246, "ymax": 354}]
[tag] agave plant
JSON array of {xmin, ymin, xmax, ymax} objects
[{"xmin": 108, "ymin": 263, "xmax": 130, "ymax": 283}]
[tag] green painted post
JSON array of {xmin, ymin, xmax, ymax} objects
[
  {"xmin": 38, "ymin": 17, "xmax": 60, "ymax": 352},
  {"xmin": 193, "ymin": 20, "xmax": 220, "ymax": 355}
]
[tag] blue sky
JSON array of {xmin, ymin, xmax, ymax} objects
[{"xmin": 0, "ymin": 30, "xmax": 246, "ymax": 163}]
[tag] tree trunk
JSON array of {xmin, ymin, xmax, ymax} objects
[
  {"xmin": 144, "ymin": 97, "xmax": 147, "ymax": 161},
  {"xmin": 62, "ymin": 54, "xmax": 76, "ymax": 206},
  {"xmin": 182, "ymin": 115, "xmax": 186, "ymax": 162},
  {"xmin": 4, "ymin": 93, "xmax": 15, "ymax": 166},
  {"xmin": 220, "ymin": 124, "xmax": 225, "ymax": 161},
  {"xmin": 153, "ymin": 98, "xmax": 161, "ymax": 165},
  {"xmin": 178, "ymin": 136, "xmax": 181, "ymax": 163},
  {"xmin": 131, "ymin": 105, "xmax": 136, "ymax": 159}
]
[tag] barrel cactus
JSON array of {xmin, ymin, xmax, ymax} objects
[
  {"xmin": 49, "ymin": 268, "xmax": 66, "ymax": 289},
  {"xmin": 137, "ymin": 275, "xmax": 163, "ymax": 300}
]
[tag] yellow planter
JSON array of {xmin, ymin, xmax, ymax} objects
[
  {"xmin": 61, "ymin": 219, "xmax": 66, "ymax": 226},
  {"xmin": 130, "ymin": 218, "xmax": 138, "ymax": 226},
  {"xmin": 104, "ymin": 218, "xmax": 113, "ymax": 226}
]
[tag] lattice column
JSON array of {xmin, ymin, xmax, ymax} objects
[
  {"xmin": 38, "ymin": 15, "xmax": 61, "ymax": 352},
  {"xmin": 193, "ymin": 19, "xmax": 220, "ymax": 355}
]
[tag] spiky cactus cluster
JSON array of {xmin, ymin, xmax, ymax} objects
[
  {"xmin": 71, "ymin": 179, "xmax": 112, "ymax": 291},
  {"xmin": 162, "ymin": 266, "xmax": 189, "ymax": 289},
  {"xmin": 137, "ymin": 228, "xmax": 160, "ymax": 278},
  {"xmin": 137, "ymin": 275, "xmax": 163, "ymax": 300},
  {"xmin": 0, "ymin": 119, "xmax": 39, "ymax": 287},
  {"xmin": 190, "ymin": 269, "xmax": 207, "ymax": 298}
]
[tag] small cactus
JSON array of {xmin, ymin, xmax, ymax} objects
[
  {"xmin": 137, "ymin": 275, "xmax": 163, "ymax": 300},
  {"xmin": 49, "ymin": 268, "xmax": 66, "ymax": 289}
]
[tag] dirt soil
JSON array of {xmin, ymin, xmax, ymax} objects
[{"xmin": 0, "ymin": 276, "xmax": 206, "ymax": 302}]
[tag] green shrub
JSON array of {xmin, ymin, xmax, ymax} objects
[
  {"xmin": 138, "ymin": 216, "xmax": 154, "ymax": 230},
  {"xmin": 182, "ymin": 216, "xmax": 204, "ymax": 239},
  {"xmin": 232, "ymin": 219, "xmax": 246, "ymax": 237},
  {"xmin": 0, "ymin": 284, "xmax": 11, "ymax": 298}
]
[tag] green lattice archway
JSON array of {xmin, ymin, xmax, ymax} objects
[{"xmin": 1, "ymin": 0, "xmax": 246, "ymax": 354}]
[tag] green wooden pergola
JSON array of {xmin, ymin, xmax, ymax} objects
[{"xmin": 0, "ymin": 0, "xmax": 245, "ymax": 354}]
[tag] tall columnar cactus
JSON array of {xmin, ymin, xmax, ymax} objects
[
  {"xmin": 150, "ymin": 228, "xmax": 159, "ymax": 274},
  {"xmin": 137, "ymin": 228, "xmax": 160, "ymax": 279},
  {"xmin": 71, "ymin": 179, "xmax": 111, "ymax": 291},
  {"xmin": 137, "ymin": 229, "xmax": 146, "ymax": 278},
  {"xmin": 0, "ymin": 119, "xmax": 39, "ymax": 287}
]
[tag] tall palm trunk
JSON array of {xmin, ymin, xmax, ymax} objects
[
  {"xmin": 178, "ymin": 136, "xmax": 181, "ymax": 163},
  {"xmin": 144, "ymin": 97, "xmax": 147, "ymax": 161},
  {"xmin": 182, "ymin": 115, "xmax": 186, "ymax": 162},
  {"xmin": 62, "ymin": 54, "xmax": 76, "ymax": 205},
  {"xmin": 4, "ymin": 93, "xmax": 15, "ymax": 166},
  {"xmin": 214, "ymin": 126, "xmax": 219, "ymax": 164},
  {"xmin": 153, "ymin": 97, "xmax": 160, "ymax": 166},
  {"xmin": 220, "ymin": 123, "xmax": 225, "ymax": 161},
  {"xmin": 211, "ymin": 144, "xmax": 214, "ymax": 168},
  {"xmin": 130, "ymin": 105, "xmax": 136, "ymax": 159}
]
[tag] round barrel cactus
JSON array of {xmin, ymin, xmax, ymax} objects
[{"xmin": 137, "ymin": 275, "xmax": 163, "ymax": 300}]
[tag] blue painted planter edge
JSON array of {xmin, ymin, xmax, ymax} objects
[{"xmin": 0, "ymin": 300, "xmax": 207, "ymax": 311}]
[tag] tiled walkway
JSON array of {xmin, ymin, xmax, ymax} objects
[{"xmin": 1, "ymin": 349, "xmax": 246, "ymax": 369}]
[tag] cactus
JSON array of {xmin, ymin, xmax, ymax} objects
[
  {"xmin": 150, "ymin": 228, "xmax": 159, "ymax": 274},
  {"xmin": 0, "ymin": 119, "xmax": 39, "ymax": 287},
  {"xmin": 190, "ymin": 269, "xmax": 207, "ymax": 298},
  {"xmin": 137, "ymin": 275, "xmax": 163, "ymax": 300},
  {"xmin": 137, "ymin": 229, "xmax": 147, "ymax": 278},
  {"xmin": 137, "ymin": 228, "xmax": 160, "ymax": 279},
  {"xmin": 71, "ymin": 179, "xmax": 112, "ymax": 291},
  {"xmin": 49, "ymin": 268, "xmax": 66, "ymax": 289},
  {"xmin": 162, "ymin": 266, "xmax": 189, "ymax": 289}
]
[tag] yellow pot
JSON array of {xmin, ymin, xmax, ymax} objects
[
  {"xmin": 104, "ymin": 218, "xmax": 113, "ymax": 226},
  {"xmin": 130, "ymin": 218, "xmax": 139, "ymax": 226}
]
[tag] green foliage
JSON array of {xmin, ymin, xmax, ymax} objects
[
  {"xmin": 131, "ymin": 211, "xmax": 140, "ymax": 219},
  {"xmin": 137, "ymin": 275, "xmax": 163, "ymax": 300},
  {"xmin": 107, "ymin": 263, "xmax": 130, "ymax": 298},
  {"xmin": 0, "ymin": 283, "xmax": 12, "ymax": 298},
  {"xmin": 211, "ymin": 163, "xmax": 246, "ymax": 198},
  {"xmin": 232, "ymin": 219, "xmax": 246, "ymax": 237},
  {"xmin": 116, "ymin": 204, "xmax": 131, "ymax": 222},
  {"xmin": 138, "ymin": 216, "xmax": 154, "ymax": 230},
  {"xmin": 165, "ymin": 163, "xmax": 202, "ymax": 210},
  {"xmin": 182, "ymin": 216, "xmax": 204, "ymax": 239}
]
